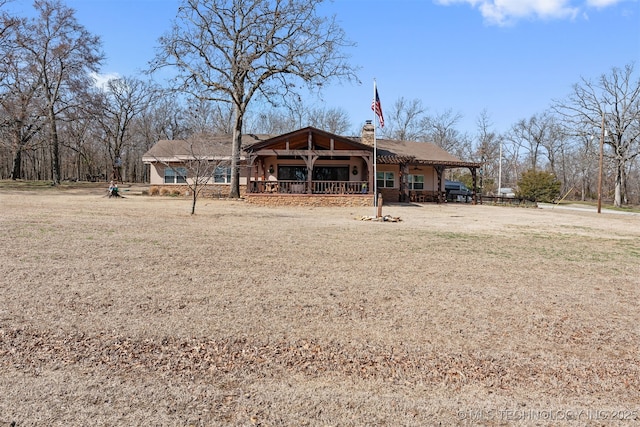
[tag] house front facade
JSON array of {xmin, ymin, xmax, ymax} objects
[
  {"xmin": 141, "ymin": 133, "xmax": 272, "ymax": 197},
  {"xmin": 142, "ymin": 123, "xmax": 481, "ymax": 206}
]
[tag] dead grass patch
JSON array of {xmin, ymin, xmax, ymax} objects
[{"xmin": 1, "ymin": 191, "xmax": 639, "ymax": 425}]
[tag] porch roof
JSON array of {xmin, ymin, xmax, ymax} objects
[
  {"xmin": 244, "ymin": 126, "xmax": 372, "ymax": 152},
  {"xmin": 350, "ymin": 137, "xmax": 481, "ymax": 168}
]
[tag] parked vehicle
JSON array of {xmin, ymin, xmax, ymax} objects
[
  {"xmin": 445, "ymin": 180, "xmax": 472, "ymax": 202},
  {"xmin": 497, "ymin": 187, "xmax": 516, "ymax": 198}
]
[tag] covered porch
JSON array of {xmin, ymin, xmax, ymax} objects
[
  {"xmin": 250, "ymin": 179, "xmax": 368, "ymax": 195},
  {"xmin": 245, "ymin": 127, "xmax": 375, "ymax": 198},
  {"xmin": 391, "ymin": 159, "xmax": 482, "ymax": 204},
  {"xmin": 243, "ymin": 124, "xmax": 481, "ymax": 206}
]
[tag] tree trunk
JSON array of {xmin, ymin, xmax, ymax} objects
[
  {"xmin": 229, "ymin": 105, "xmax": 243, "ymax": 199},
  {"xmin": 11, "ymin": 150, "xmax": 22, "ymax": 180},
  {"xmin": 191, "ymin": 187, "xmax": 197, "ymax": 215},
  {"xmin": 614, "ymin": 159, "xmax": 624, "ymax": 207},
  {"xmin": 49, "ymin": 105, "xmax": 61, "ymax": 185}
]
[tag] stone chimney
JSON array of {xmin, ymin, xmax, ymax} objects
[{"xmin": 361, "ymin": 120, "xmax": 375, "ymax": 146}]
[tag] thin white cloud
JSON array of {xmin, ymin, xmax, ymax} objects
[
  {"xmin": 435, "ymin": 0, "xmax": 628, "ymax": 25},
  {"xmin": 586, "ymin": 0, "xmax": 623, "ymax": 7},
  {"xmin": 91, "ymin": 72, "xmax": 120, "ymax": 90}
]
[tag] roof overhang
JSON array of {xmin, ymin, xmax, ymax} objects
[
  {"xmin": 245, "ymin": 126, "xmax": 372, "ymax": 153},
  {"xmin": 142, "ymin": 155, "xmax": 245, "ymax": 164},
  {"xmin": 376, "ymin": 154, "xmax": 481, "ymax": 169}
]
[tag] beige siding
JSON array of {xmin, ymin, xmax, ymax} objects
[{"xmin": 148, "ymin": 162, "xmax": 248, "ymax": 186}]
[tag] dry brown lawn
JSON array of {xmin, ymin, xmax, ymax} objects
[{"xmin": 1, "ymin": 186, "xmax": 639, "ymax": 426}]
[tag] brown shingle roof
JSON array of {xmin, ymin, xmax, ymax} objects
[
  {"xmin": 143, "ymin": 130, "xmax": 480, "ymax": 168},
  {"xmin": 142, "ymin": 134, "xmax": 273, "ymax": 162},
  {"xmin": 350, "ymin": 137, "xmax": 480, "ymax": 167}
]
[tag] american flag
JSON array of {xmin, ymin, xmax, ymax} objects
[{"xmin": 371, "ymin": 87, "xmax": 384, "ymax": 128}]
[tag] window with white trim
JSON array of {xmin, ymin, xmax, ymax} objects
[
  {"xmin": 164, "ymin": 167, "xmax": 187, "ymax": 184},
  {"xmin": 408, "ymin": 174, "xmax": 424, "ymax": 190},
  {"xmin": 376, "ymin": 171, "xmax": 395, "ymax": 188},
  {"xmin": 214, "ymin": 166, "xmax": 231, "ymax": 183}
]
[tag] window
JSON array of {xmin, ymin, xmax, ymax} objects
[
  {"xmin": 214, "ymin": 166, "xmax": 231, "ymax": 183},
  {"xmin": 164, "ymin": 167, "xmax": 187, "ymax": 184},
  {"xmin": 408, "ymin": 174, "xmax": 424, "ymax": 190},
  {"xmin": 278, "ymin": 166, "xmax": 308, "ymax": 181},
  {"xmin": 312, "ymin": 166, "xmax": 349, "ymax": 181},
  {"xmin": 376, "ymin": 171, "xmax": 395, "ymax": 188}
]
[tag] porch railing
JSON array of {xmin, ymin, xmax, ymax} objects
[{"xmin": 249, "ymin": 180, "xmax": 368, "ymax": 195}]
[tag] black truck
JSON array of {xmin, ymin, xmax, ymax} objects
[{"xmin": 445, "ymin": 180, "xmax": 472, "ymax": 202}]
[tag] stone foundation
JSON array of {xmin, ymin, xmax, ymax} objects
[
  {"xmin": 148, "ymin": 184, "xmax": 245, "ymax": 198},
  {"xmin": 245, "ymin": 194, "xmax": 373, "ymax": 207},
  {"xmin": 148, "ymin": 185, "xmax": 374, "ymax": 207}
]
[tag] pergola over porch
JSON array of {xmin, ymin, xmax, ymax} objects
[{"xmin": 376, "ymin": 153, "xmax": 482, "ymax": 203}]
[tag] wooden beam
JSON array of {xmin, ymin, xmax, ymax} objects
[
  {"xmin": 252, "ymin": 149, "xmax": 372, "ymax": 157},
  {"xmin": 470, "ymin": 167, "xmax": 478, "ymax": 205}
]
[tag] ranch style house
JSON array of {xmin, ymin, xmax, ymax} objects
[{"xmin": 142, "ymin": 122, "xmax": 481, "ymax": 206}]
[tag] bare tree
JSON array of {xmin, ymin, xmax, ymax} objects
[
  {"xmin": 245, "ymin": 97, "xmax": 351, "ymax": 134},
  {"xmin": 308, "ymin": 106, "xmax": 351, "ymax": 134},
  {"xmin": 573, "ymin": 133, "xmax": 599, "ymax": 201},
  {"xmin": 96, "ymin": 76, "xmax": 156, "ymax": 182},
  {"xmin": 0, "ymin": 13, "xmax": 46, "ymax": 180},
  {"xmin": 247, "ymin": 109, "xmax": 296, "ymax": 134},
  {"xmin": 422, "ymin": 108, "xmax": 471, "ymax": 159},
  {"xmin": 474, "ymin": 109, "xmax": 503, "ymax": 193},
  {"xmin": 135, "ymin": 94, "xmax": 190, "ymax": 144},
  {"xmin": 152, "ymin": 0, "xmax": 358, "ymax": 198},
  {"xmin": 185, "ymin": 97, "xmax": 234, "ymax": 135},
  {"xmin": 17, "ymin": 0, "xmax": 103, "ymax": 184},
  {"xmin": 0, "ymin": 64, "xmax": 46, "ymax": 180},
  {"xmin": 555, "ymin": 63, "xmax": 640, "ymax": 206},
  {"xmin": 508, "ymin": 112, "xmax": 563, "ymax": 172},
  {"xmin": 382, "ymin": 97, "xmax": 426, "ymax": 141},
  {"xmin": 0, "ymin": 1, "xmax": 19, "ymax": 85},
  {"xmin": 155, "ymin": 136, "xmax": 230, "ymax": 214},
  {"xmin": 61, "ymin": 98, "xmax": 104, "ymax": 181}
]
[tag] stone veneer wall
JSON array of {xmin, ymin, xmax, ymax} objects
[
  {"xmin": 149, "ymin": 185, "xmax": 374, "ymax": 207},
  {"xmin": 148, "ymin": 184, "xmax": 246, "ymax": 197},
  {"xmin": 378, "ymin": 188, "xmax": 400, "ymax": 203},
  {"xmin": 245, "ymin": 194, "xmax": 373, "ymax": 207}
]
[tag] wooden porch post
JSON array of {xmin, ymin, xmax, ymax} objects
[
  {"xmin": 436, "ymin": 166, "xmax": 445, "ymax": 203},
  {"xmin": 306, "ymin": 131, "xmax": 313, "ymax": 193},
  {"xmin": 359, "ymin": 153, "xmax": 373, "ymax": 196},
  {"xmin": 400, "ymin": 163, "xmax": 409, "ymax": 202},
  {"xmin": 247, "ymin": 155, "xmax": 256, "ymax": 193},
  {"xmin": 470, "ymin": 167, "xmax": 478, "ymax": 205},
  {"xmin": 306, "ymin": 155, "xmax": 318, "ymax": 194}
]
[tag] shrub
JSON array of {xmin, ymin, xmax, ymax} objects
[
  {"xmin": 149, "ymin": 186, "xmax": 160, "ymax": 196},
  {"xmin": 160, "ymin": 187, "xmax": 171, "ymax": 196},
  {"xmin": 517, "ymin": 170, "xmax": 561, "ymax": 203}
]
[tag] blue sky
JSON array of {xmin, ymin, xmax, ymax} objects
[{"xmin": 8, "ymin": 0, "xmax": 640, "ymax": 136}]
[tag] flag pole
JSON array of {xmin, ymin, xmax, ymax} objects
[{"xmin": 373, "ymin": 79, "xmax": 378, "ymax": 213}]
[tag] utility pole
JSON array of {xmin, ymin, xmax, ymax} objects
[
  {"xmin": 597, "ymin": 112, "xmax": 605, "ymax": 214},
  {"xmin": 497, "ymin": 142, "xmax": 502, "ymax": 195}
]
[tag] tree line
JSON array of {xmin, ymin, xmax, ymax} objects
[
  {"xmin": 379, "ymin": 62, "xmax": 640, "ymax": 207},
  {"xmin": 1, "ymin": 0, "xmax": 638, "ymax": 206}
]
